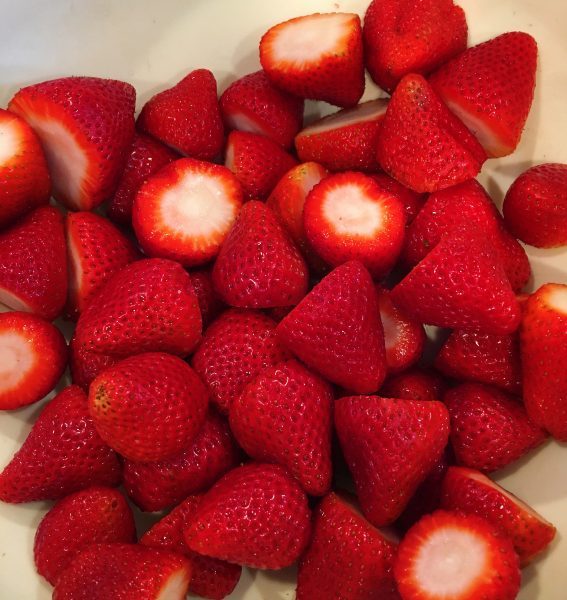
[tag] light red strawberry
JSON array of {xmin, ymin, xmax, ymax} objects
[
  {"xmin": 260, "ymin": 13, "xmax": 365, "ymax": 108},
  {"xmin": 0, "ymin": 311, "xmax": 67, "ymax": 410},
  {"xmin": 9, "ymin": 77, "xmax": 135, "ymax": 210},
  {"xmin": 335, "ymin": 395, "xmax": 450, "ymax": 526},
  {"xmin": 277, "ymin": 261, "xmax": 387, "ymax": 393},
  {"xmin": 376, "ymin": 74, "xmax": 486, "ymax": 193},
  {"xmin": 0, "ymin": 205, "xmax": 67, "ymax": 320},
  {"xmin": 133, "ymin": 158, "xmax": 243, "ymax": 267},
  {"xmin": 380, "ymin": 368, "xmax": 449, "ymax": 402},
  {"xmin": 69, "ymin": 334, "xmax": 117, "ymax": 391},
  {"xmin": 430, "ymin": 32, "xmax": 538, "ymax": 157},
  {"xmin": 189, "ymin": 268, "xmax": 225, "ymax": 327},
  {"xmin": 34, "ymin": 486, "xmax": 136, "ymax": 585},
  {"xmin": 137, "ymin": 68, "xmax": 224, "ymax": 160},
  {"xmin": 0, "ymin": 385, "xmax": 121, "ymax": 503},
  {"xmin": 89, "ymin": 352, "xmax": 208, "ymax": 462},
  {"xmin": 370, "ymin": 173, "xmax": 426, "ymax": 224}
]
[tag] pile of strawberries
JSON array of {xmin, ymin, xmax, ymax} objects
[{"xmin": 1, "ymin": 0, "xmax": 566, "ymax": 599}]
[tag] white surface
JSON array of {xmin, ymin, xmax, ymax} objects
[{"xmin": 0, "ymin": 1, "xmax": 566, "ymax": 599}]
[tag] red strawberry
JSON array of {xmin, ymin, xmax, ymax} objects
[
  {"xmin": 34, "ymin": 486, "xmax": 136, "ymax": 585},
  {"xmin": 297, "ymin": 492, "xmax": 399, "ymax": 600},
  {"xmin": 277, "ymin": 261, "xmax": 387, "ymax": 393},
  {"xmin": 430, "ymin": 32, "xmax": 538, "ymax": 157},
  {"xmin": 363, "ymin": 0, "xmax": 467, "ymax": 93},
  {"xmin": 66, "ymin": 211, "xmax": 139, "ymax": 319},
  {"xmin": 444, "ymin": 383, "xmax": 547, "ymax": 472},
  {"xmin": 107, "ymin": 133, "xmax": 178, "ymax": 225},
  {"xmin": 138, "ymin": 68, "xmax": 224, "ymax": 160},
  {"xmin": 74, "ymin": 258, "xmax": 201, "ymax": 358},
  {"xmin": 141, "ymin": 494, "xmax": 242, "ymax": 600},
  {"xmin": 229, "ymin": 359, "xmax": 333, "ymax": 496},
  {"xmin": 133, "ymin": 158, "xmax": 243, "ymax": 267},
  {"xmin": 9, "ymin": 77, "xmax": 135, "ymax": 210},
  {"xmin": 503, "ymin": 163, "xmax": 567, "ymax": 248},
  {"xmin": 391, "ymin": 225, "xmax": 521, "ymax": 334},
  {"xmin": 441, "ymin": 466, "xmax": 556, "ymax": 564},
  {"xmin": 0, "ymin": 385, "xmax": 121, "ymax": 503},
  {"xmin": 295, "ymin": 99, "xmax": 388, "ymax": 172},
  {"xmin": 304, "ymin": 172, "xmax": 406, "ymax": 278},
  {"xmin": 189, "ymin": 268, "xmax": 225, "ymax": 327},
  {"xmin": 0, "ymin": 108, "xmax": 50, "ymax": 228},
  {"xmin": 370, "ymin": 173, "xmax": 426, "ymax": 224},
  {"xmin": 220, "ymin": 70, "xmax": 304, "ymax": 149},
  {"xmin": 53, "ymin": 544, "xmax": 191, "ymax": 600},
  {"xmin": 192, "ymin": 308, "xmax": 290, "ymax": 413},
  {"xmin": 394, "ymin": 510, "xmax": 521, "ymax": 600},
  {"xmin": 224, "ymin": 130, "xmax": 297, "ymax": 199},
  {"xmin": 260, "ymin": 13, "xmax": 365, "ymax": 108},
  {"xmin": 123, "ymin": 410, "xmax": 241, "ymax": 511},
  {"xmin": 184, "ymin": 462, "xmax": 311, "ymax": 569},
  {"xmin": 376, "ymin": 74, "xmax": 486, "ymax": 193},
  {"xmin": 69, "ymin": 334, "xmax": 117, "ymax": 391},
  {"xmin": 89, "ymin": 352, "xmax": 208, "ymax": 462},
  {"xmin": 212, "ymin": 201, "xmax": 308, "ymax": 308},
  {"xmin": 380, "ymin": 368, "xmax": 449, "ymax": 402},
  {"xmin": 435, "ymin": 329, "xmax": 522, "ymax": 394},
  {"xmin": 521, "ymin": 283, "xmax": 567, "ymax": 440},
  {"xmin": 0, "ymin": 311, "xmax": 67, "ymax": 410},
  {"xmin": 0, "ymin": 205, "xmax": 67, "ymax": 320}
]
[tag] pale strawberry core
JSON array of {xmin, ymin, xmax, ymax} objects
[
  {"xmin": 0, "ymin": 331, "xmax": 34, "ymax": 392},
  {"xmin": 322, "ymin": 184, "xmax": 383, "ymax": 237},
  {"xmin": 0, "ymin": 118, "xmax": 20, "ymax": 166},
  {"xmin": 156, "ymin": 569, "xmax": 191, "ymax": 600}
]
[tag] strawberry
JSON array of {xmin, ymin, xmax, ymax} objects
[
  {"xmin": 503, "ymin": 163, "xmax": 567, "ymax": 248},
  {"xmin": 107, "ymin": 132, "xmax": 179, "ymax": 225},
  {"xmin": 297, "ymin": 492, "xmax": 399, "ymax": 600},
  {"xmin": 444, "ymin": 383, "xmax": 547, "ymax": 472},
  {"xmin": 184, "ymin": 462, "xmax": 311, "ymax": 569},
  {"xmin": 220, "ymin": 70, "xmax": 304, "ymax": 149},
  {"xmin": 141, "ymin": 494, "xmax": 242, "ymax": 600},
  {"xmin": 394, "ymin": 510, "xmax": 521, "ymax": 600},
  {"xmin": 304, "ymin": 172, "xmax": 406, "ymax": 278},
  {"xmin": 123, "ymin": 410, "xmax": 241, "ymax": 511},
  {"xmin": 521, "ymin": 283, "xmax": 567, "ymax": 440},
  {"xmin": 69, "ymin": 334, "xmax": 117, "ymax": 391},
  {"xmin": 192, "ymin": 308, "xmax": 290, "ymax": 413},
  {"xmin": 229, "ymin": 359, "xmax": 333, "ymax": 496},
  {"xmin": 224, "ymin": 131, "xmax": 297, "ymax": 199},
  {"xmin": 391, "ymin": 225, "xmax": 521, "ymax": 334},
  {"xmin": 89, "ymin": 352, "xmax": 208, "ymax": 462},
  {"xmin": 380, "ymin": 367, "xmax": 449, "ymax": 402},
  {"xmin": 260, "ymin": 13, "xmax": 365, "ymax": 108},
  {"xmin": 0, "ymin": 385, "xmax": 121, "ymax": 503},
  {"xmin": 65, "ymin": 211, "xmax": 139, "ymax": 319},
  {"xmin": 189, "ymin": 268, "xmax": 225, "ymax": 327},
  {"xmin": 370, "ymin": 173, "xmax": 426, "ymax": 224},
  {"xmin": 0, "ymin": 108, "xmax": 50, "ymax": 228},
  {"xmin": 295, "ymin": 99, "xmax": 388, "ymax": 172},
  {"xmin": 441, "ymin": 466, "xmax": 556, "ymax": 565},
  {"xmin": 277, "ymin": 261, "xmax": 387, "ymax": 393},
  {"xmin": 0, "ymin": 205, "xmax": 67, "ymax": 320},
  {"xmin": 335, "ymin": 395, "xmax": 450, "ymax": 526},
  {"xmin": 0, "ymin": 311, "xmax": 67, "ymax": 410},
  {"xmin": 53, "ymin": 544, "xmax": 191, "ymax": 600},
  {"xmin": 430, "ymin": 32, "xmax": 538, "ymax": 157},
  {"xmin": 212, "ymin": 201, "xmax": 308, "ymax": 308},
  {"xmin": 34, "ymin": 486, "xmax": 136, "ymax": 585},
  {"xmin": 376, "ymin": 74, "xmax": 486, "ymax": 193},
  {"xmin": 137, "ymin": 68, "xmax": 224, "ymax": 160},
  {"xmin": 363, "ymin": 0, "xmax": 468, "ymax": 93},
  {"xmin": 74, "ymin": 258, "xmax": 201, "ymax": 358},
  {"xmin": 133, "ymin": 158, "xmax": 243, "ymax": 267},
  {"xmin": 9, "ymin": 77, "xmax": 135, "ymax": 210}
]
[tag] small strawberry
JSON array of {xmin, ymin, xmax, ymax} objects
[
  {"xmin": 380, "ymin": 368, "xmax": 449, "ymax": 402},
  {"xmin": 370, "ymin": 173, "xmax": 426, "ymax": 224},
  {"xmin": 69, "ymin": 334, "xmax": 117, "ymax": 391},
  {"xmin": 9, "ymin": 77, "xmax": 135, "ymax": 210},
  {"xmin": 189, "ymin": 268, "xmax": 225, "ymax": 327},
  {"xmin": 260, "ymin": 13, "xmax": 365, "ymax": 108}
]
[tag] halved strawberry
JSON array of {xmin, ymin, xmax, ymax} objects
[
  {"xmin": 260, "ymin": 13, "xmax": 365, "ymax": 108},
  {"xmin": 370, "ymin": 173, "xmax": 426, "ymax": 224},
  {"xmin": 9, "ymin": 77, "xmax": 135, "ymax": 211},
  {"xmin": 380, "ymin": 368, "xmax": 449, "ymax": 402}
]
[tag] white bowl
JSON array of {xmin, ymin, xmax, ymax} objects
[{"xmin": 1, "ymin": 1, "xmax": 566, "ymax": 598}]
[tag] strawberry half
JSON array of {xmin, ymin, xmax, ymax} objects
[
  {"xmin": 380, "ymin": 368, "xmax": 449, "ymax": 402},
  {"xmin": 9, "ymin": 77, "xmax": 135, "ymax": 210},
  {"xmin": 260, "ymin": 13, "xmax": 365, "ymax": 108}
]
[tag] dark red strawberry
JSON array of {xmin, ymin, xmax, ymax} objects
[
  {"xmin": 380, "ymin": 368, "xmax": 449, "ymax": 402},
  {"xmin": 189, "ymin": 268, "xmax": 225, "ymax": 327},
  {"xmin": 370, "ymin": 173, "xmax": 426, "ymax": 224},
  {"xmin": 69, "ymin": 334, "xmax": 117, "ymax": 391},
  {"xmin": 9, "ymin": 77, "xmax": 135, "ymax": 210}
]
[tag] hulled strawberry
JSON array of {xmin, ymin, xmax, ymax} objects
[
  {"xmin": 189, "ymin": 268, "xmax": 225, "ymax": 327},
  {"xmin": 380, "ymin": 368, "xmax": 449, "ymax": 402}
]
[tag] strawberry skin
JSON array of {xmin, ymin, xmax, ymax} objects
[
  {"xmin": 380, "ymin": 367, "xmax": 448, "ymax": 402},
  {"xmin": 89, "ymin": 352, "xmax": 208, "ymax": 462},
  {"xmin": 9, "ymin": 77, "xmax": 135, "ymax": 210},
  {"xmin": 335, "ymin": 395, "xmax": 450, "ymax": 526},
  {"xmin": 0, "ymin": 311, "xmax": 67, "ymax": 410},
  {"xmin": 69, "ymin": 334, "xmax": 117, "ymax": 391},
  {"xmin": 189, "ymin": 268, "xmax": 225, "ymax": 327},
  {"xmin": 34, "ymin": 486, "xmax": 136, "ymax": 585},
  {"xmin": 370, "ymin": 173, "xmax": 426, "ymax": 224}
]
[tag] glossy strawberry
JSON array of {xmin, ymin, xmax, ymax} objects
[
  {"xmin": 69, "ymin": 334, "xmax": 117, "ymax": 391},
  {"xmin": 189, "ymin": 268, "xmax": 225, "ymax": 327},
  {"xmin": 370, "ymin": 173, "xmax": 426, "ymax": 224},
  {"xmin": 380, "ymin": 368, "xmax": 448, "ymax": 402}
]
